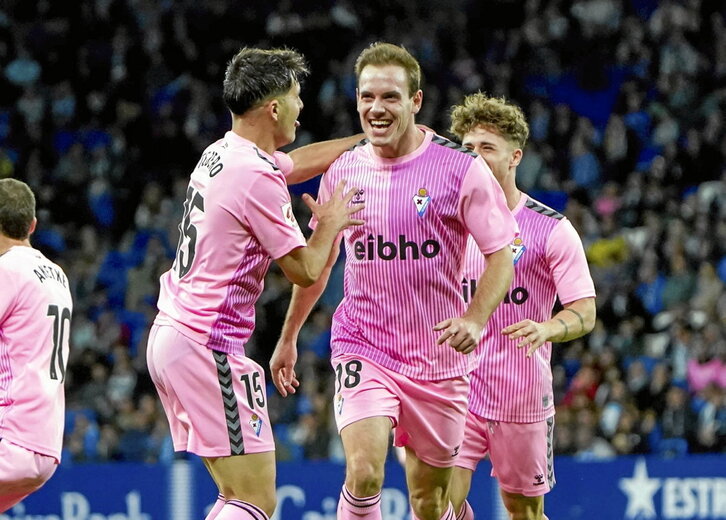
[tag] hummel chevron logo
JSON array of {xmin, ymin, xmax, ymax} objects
[{"xmin": 213, "ymin": 350, "xmax": 245, "ymax": 455}]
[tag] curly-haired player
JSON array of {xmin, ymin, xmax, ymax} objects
[{"xmin": 449, "ymin": 93, "xmax": 597, "ymax": 520}]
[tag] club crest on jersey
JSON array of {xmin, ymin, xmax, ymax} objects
[
  {"xmin": 335, "ymin": 393, "xmax": 344, "ymax": 415},
  {"xmin": 281, "ymin": 202, "xmax": 300, "ymax": 229},
  {"xmin": 352, "ymin": 189, "xmax": 365, "ymax": 204},
  {"xmin": 249, "ymin": 413, "xmax": 263, "ymax": 437},
  {"xmin": 413, "ymin": 188, "xmax": 431, "ymax": 217},
  {"xmin": 511, "ymin": 236, "xmax": 526, "ymax": 265}
]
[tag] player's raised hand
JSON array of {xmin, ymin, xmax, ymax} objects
[
  {"xmin": 303, "ymin": 180, "xmax": 365, "ymax": 231},
  {"xmin": 269, "ymin": 340, "xmax": 300, "ymax": 397},
  {"xmin": 433, "ymin": 317, "xmax": 483, "ymax": 354},
  {"xmin": 502, "ymin": 319, "xmax": 549, "ymax": 358}
]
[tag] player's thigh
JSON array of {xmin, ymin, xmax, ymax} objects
[
  {"xmin": 332, "ymin": 354, "xmax": 398, "ymax": 476},
  {"xmin": 450, "ymin": 466, "xmax": 474, "ymax": 513},
  {"xmin": 204, "ymin": 451, "xmax": 276, "ymax": 502},
  {"xmin": 340, "ymin": 416, "xmax": 393, "ymax": 477}
]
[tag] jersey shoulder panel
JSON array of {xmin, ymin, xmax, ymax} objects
[
  {"xmin": 524, "ymin": 197, "xmax": 565, "ymax": 220},
  {"xmin": 431, "ymin": 134, "xmax": 478, "ymax": 158}
]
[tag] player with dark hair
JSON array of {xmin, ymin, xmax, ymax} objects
[
  {"xmin": 146, "ymin": 47, "xmax": 364, "ymax": 520},
  {"xmin": 0, "ymin": 179, "xmax": 73, "ymax": 512}
]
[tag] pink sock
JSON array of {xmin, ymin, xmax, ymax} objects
[
  {"xmin": 411, "ymin": 502, "xmax": 456, "ymax": 520},
  {"xmin": 215, "ymin": 499, "xmax": 270, "ymax": 520},
  {"xmin": 456, "ymin": 500, "xmax": 474, "ymax": 520},
  {"xmin": 205, "ymin": 494, "xmax": 226, "ymax": 519},
  {"xmin": 337, "ymin": 485, "xmax": 382, "ymax": 519}
]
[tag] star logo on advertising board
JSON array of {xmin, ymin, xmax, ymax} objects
[{"xmin": 619, "ymin": 458, "xmax": 661, "ymax": 519}]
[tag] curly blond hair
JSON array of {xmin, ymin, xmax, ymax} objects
[{"xmin": 449, "ymin": 93, "xmax": 529, "ymax": 149}]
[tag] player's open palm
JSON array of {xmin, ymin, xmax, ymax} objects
[
  {"xmin": 502, "ymin": 319, "xmax": 548, "ymax": 358},
  {"xmin": 270, "ymin": 340, "xmax": 300, "ymax": 397},
  {"xmin": 303, "ymin": 180, "xmax": 365, "ymax": 232},
  {"xmin": 434, "ymin": 317, "xmax": 483, "ymax": 354}
]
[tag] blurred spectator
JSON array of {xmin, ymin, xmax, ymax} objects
[{"xmin": 658, "ymin": 386, "xmax": 697, "ymax": 456}]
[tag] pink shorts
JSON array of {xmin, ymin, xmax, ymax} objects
[
  {"xmin": 331, "ymin": 353, "xmax": 469, "ymax": 468},
  {"xmin": 0, "ymin": 439, "xmax": 57, "ymax": 512},
  {"xmin": 456, "ymin": 412, "xmax": 555, "ymax": 496},
  {"xmin": 146, "ymin": 324, "xmax": 274, "ymax": 457}
]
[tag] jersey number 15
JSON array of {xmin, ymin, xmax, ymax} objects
[{"xmin": 174, "ymin": 186, "xmax": 205, "ymax": 278}]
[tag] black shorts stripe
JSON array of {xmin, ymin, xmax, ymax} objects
[{"xmin": 213, "ymin": 350, "xmax": 245, "ymax": 455}]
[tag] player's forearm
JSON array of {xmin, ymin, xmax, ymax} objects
[
  {"xmin": 287, "ymin": 134, "xmax": 365, "ymax": 185},
  {"xmin": 279, "ymin": 262, "xmax": 333, "ymax": 343},
  {"xmin": 547, "ymin": 297, "xmax": 596, "ymax": 343},
  {"xmin": 464, "ymin": 246, "xmax": 514, "ymax": 328},
  {"xmin": 299, "ymin": 222, "xmax": 344, "ymax": 281}
]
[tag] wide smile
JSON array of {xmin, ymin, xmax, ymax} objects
[{"xmin": 368, "ymin": 119, "xmax": 392, "ymax": 134}]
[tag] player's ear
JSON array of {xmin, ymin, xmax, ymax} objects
[
  {"xmin": 510, "ymin": 148, "xmax": 523, "ymax": 168},
  {"xmin": 268, "ymin": 99, "xmax": 280, "ymax": 121},
  {"xmin": 28, "ymin": 217, "xmax": 37, "ymax": 236},
  {"xmin": 412, "ymin": 89, "xmax": 423, "ymax": 114}
]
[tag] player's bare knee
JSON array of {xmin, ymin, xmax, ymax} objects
[
  {"xmin": 345, "ymin": 461, "xmax": 384, "ymax": 497},
  {"xmin": 346, "ymin": 473, "xmax": 384, "ymax": 497},
  {"xmin": 409, "ymin": 491, "xmax": 447, "ymax": 520}
]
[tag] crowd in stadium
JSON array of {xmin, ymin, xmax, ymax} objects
[{"xmin": 1, "ymin": 0, "xmax": 724, "ymax": 465}]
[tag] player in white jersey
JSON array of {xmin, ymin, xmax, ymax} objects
[
  {"xmin": 0, "ymin": 179, "xmax": 73, "ymax": 512},
  {"xmin": 448, "ymin": 94, "xmax": 596, "ymax": 520},
  {"xmin": 146, "ymin": 48, "xmax": 364, "ymax": 520},
  {"xmin": 271, "ymin": 43, "xmax": 518, "ymax": 520}
]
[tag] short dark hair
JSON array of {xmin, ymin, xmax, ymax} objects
[
  {"xmin": 0, "ymin": 178, "xmax": 35, "ymax": 239},
  {"xmin": 223, "ymin": 47, "xmax": 309, "ymax": 116},
  {"xmin": 355, "ymin": 42, "xmax": 421, "ymax": 98}
]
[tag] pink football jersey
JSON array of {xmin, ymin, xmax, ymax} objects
[
  {"xmin": 0, "ymin": 246, "xmax": 73, "ymax": 460},
  {"xmin": 156, "ymin": 131, "xmax": 306, "ymax": 355},
  {"xmin": 464, "ymin": 194, "xmax": 596, "ymax": 422},
  {"xmin": 314, "ymin": 131, "xmax": 518, "ymax": 380}
]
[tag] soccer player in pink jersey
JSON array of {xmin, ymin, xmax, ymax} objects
[
  {"xmin": 448, "ymin": 94, "xmax": 597, "ymax": 520},
  {"xmin": 145, "ymin": 47, "xmax": 365, "ymax": 520},
  {"xmin": 270, "ymin": 43, "xmax": 518, "ymax": 520},
  {"xmin": 0, "ymin": 179, "xmax": 73, "ymax": 512}
]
